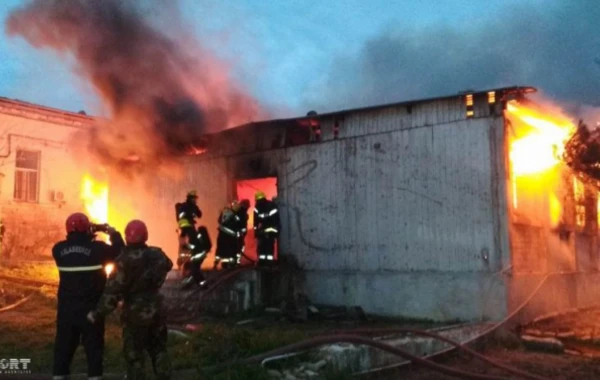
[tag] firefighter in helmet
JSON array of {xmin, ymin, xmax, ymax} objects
[
  {"xmin": 52, "ymin": 213, "xmax": 125, "ymax": 380},
  {"xmin": 253, "ymin": 191, "xmax": 280, "ymax": 266},
  {"xmin": 176, "ymin": 191, "xmax": 209, "ymax": 288},
  {"xmin": 214, "ymin": 200, "xmax": 244, "ymax": 270}
]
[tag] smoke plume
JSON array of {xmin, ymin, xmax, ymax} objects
[
  {"xmin": 5, "ymin": 0, "xmax": 264, "ymax": 173},
  {"xmin": 305, "ymin": 2, "xmax": 600, "ymax": 114}
]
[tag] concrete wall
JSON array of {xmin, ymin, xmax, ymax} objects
[
  {"xmin": 0, "ymin": 100, "xmax": 93, "ymax": 259},
  {"xmin": 152, "ymin": 94, "xmax": 512, "ymax": 321}
]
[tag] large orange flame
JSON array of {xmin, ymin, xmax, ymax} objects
[
  {"xmin": 507, "ymin": 101, "xmax": 575, "ymax": 176},
  {"xmin": 81, "ymin": 173, "xmax": 109, "ymax": 224},
  {"xmin": 507, "ymin": 100, "xmax": 576, "ymax": 225},
  {"xmin": 80, "ymin": 173, "xmax": 113, "ymax": 276}
]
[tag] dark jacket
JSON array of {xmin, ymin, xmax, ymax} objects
[
  {"xmin": 253, "ymin": 199, "xmax": 280, "ymax": 236},
  {"xmin": 235, "ymin": 207, "xmax": 249, "ymax": 237},
  {"xmin": 95, "ymin": 244, "xmax": 173, "ymax": 325},
  {"xmin": 52, "ymin": 231, "xmax": 125, "ymax": 314},
  {"xmin": 175, "ymin": 199, "xmax": 202, "ymax": 227}
]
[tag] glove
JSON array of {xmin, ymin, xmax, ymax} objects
[{"xmin": 87, "ymin": 311, "xmax": 98, "ymax": 324}]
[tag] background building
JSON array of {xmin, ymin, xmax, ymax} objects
[{"xmin": 0, "ymin": 97, "xmax": 94, "ymax": 260}]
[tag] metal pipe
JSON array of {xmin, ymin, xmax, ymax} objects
[{"xmin": 0, "ymin": 133, "xmax": 65, "ymax": 158}]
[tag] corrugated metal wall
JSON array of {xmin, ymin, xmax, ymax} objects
[
  {"xmin": 151, "ymin": 95, "xmax": 510, "ymax": 320},
  {"xmin": 283, "ymin": 113, "xmax": 500, "ymax": 273}
]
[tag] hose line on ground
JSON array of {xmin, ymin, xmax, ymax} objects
[
  {"xmin": 205, "ymin": 334, "xmax": 515, "ymax": 380},
  {"xmin": 328, "ymin": 328, "xmax": 545, "ymax": 380},
  {"xmin": 366, "ymin": 274, "xmax": 551, "ymax": 375},
  {"xmin": 0, "ymin": 287, "xmax": 43, "ymax": 313}
]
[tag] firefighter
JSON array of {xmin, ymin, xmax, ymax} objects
[
  {"xmin": 87, "ymin": 220, "xmax": 173, "ymax": 380},
  {"xmin": 176, "ymin": 190, "xmax": 207, "ymax": 288},
  {"xmin": 181, "ymin": 225, "xmax": 212, "ymax": 289},
  {"xmin": 235, "ymin": 199, "xmax": 251, "ymax": 265},
  {"xmin": 52, "ymin": 212, "xmax": 125, "ymax": 380},
  {"xmin": 214, "ymin": 201, "xmax": 243, "ymax": 270},
  {"xmin": 254, "ymin": 191, "xmax": 280, "ymax": 266}
]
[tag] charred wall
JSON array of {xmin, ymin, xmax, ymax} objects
[{"xmin": 506, "ymin": 119, "xmax": 600, "ymax": 323}]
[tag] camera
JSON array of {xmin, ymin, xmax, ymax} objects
[{"xmin": 90, "ymin": 223, "xmax": 111, "ymax": 234}]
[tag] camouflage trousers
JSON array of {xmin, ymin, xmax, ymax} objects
[{"xmin": 122, "ymin": 320, "xmax": 172, "ymax": 380}]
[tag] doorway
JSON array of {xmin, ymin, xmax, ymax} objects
[{"xmin": 236, "ymin": 177, "xmax": 278, "ymax": 263}]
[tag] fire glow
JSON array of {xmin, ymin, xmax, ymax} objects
[
  {"xmin": 81, "ymin": 174, "xmax": 109, "ymax": 224},
  {"xmin": 507, "ymin": 100, "xmax": 576, "ymax": 226},
  {"xmin": 508, "ymin": 101, "xmax": 575, "ymax": 176},
  {"xmin": 80, "ymin": 173, "xmax": 113, "ymax": 276}
]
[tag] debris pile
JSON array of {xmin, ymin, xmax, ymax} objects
[{"xmin": 519, "ymin": 307, "xmax": 600, "ymax": 357}]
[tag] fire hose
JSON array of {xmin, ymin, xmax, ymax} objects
[
  {"xmin": 0, "ymin": 286, "xmax": 45, "ymax": 313},
  {"xmin": 176, "ymin": 269, "xmax": 552, "ymax": 379},
  {"xmin": 328, "ymin": 328, "xmax": 545, "ymax": 380},
  {"xmin": 204, "ymin": 334, "xmax": 524, "ymax": 380}
]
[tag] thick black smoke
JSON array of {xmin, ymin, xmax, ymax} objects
[
  {"xmin": 5, "ymin": 0, "xmax": 264, "ymax": 173},
  {"xmin": 305, "ymin": 2, "xmax": 600, "ymax": 113}
]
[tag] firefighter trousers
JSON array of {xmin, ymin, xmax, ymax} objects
[
  {"xmin": 53, "ymin": 309, "xmax": 104, "ymax": 379},
  {"xmin": 257, "ymin": 234, "xmax": 277, "ymax": 265},
  {"xmin": 180, "ymin": 226, "xmax": 205, "ymax": 283}
]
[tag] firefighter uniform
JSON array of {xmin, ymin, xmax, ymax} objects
[
  {"xmin": 214, "ymin": 202, "xmax": 243, "ymax": 269},
  {"xmin": 89, "ymin": 220, "xmax": 173, "ymax": 380},
  {"xmin": 181, "ymin": 226, "xmax": 212, "ymax": 288},
  {"xmin": 52, "ymin": 213, "xmax": 124, "ymax": 380},
  {"xmin": 254, "ymin": 192, "xmax": 280, "ymax": 266},
  {"xmin": 235, "ymin": 199, "xmax": 250, "ymax": 265},
  {"xmin": 176, "ymin": 191, "xmax": 207, "ymax": 287}
]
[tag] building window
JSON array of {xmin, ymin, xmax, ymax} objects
[{"xmin": 14, "ymin": 150, "xmax": 40, "ymax": 202}]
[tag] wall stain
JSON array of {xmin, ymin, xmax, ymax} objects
[{"xmin": 285, "ymin": 160, "xmax": 318, "ymax": 189}]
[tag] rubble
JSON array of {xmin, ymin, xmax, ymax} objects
[
  {"xmin": 266, "ymin": 359, "xmax": 333, "ymax": 380},
  {"xmin": 521, "ymin": 335, "xmax": 564, "ymax": 354}
]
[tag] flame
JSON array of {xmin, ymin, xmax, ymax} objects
[
  {"xmin": 81, "ymin": 173, "xmax": 109, "ymax": 224},
  {"xmin": 104, "ymin": 263, "xmax": 114, "ymax": 276},
  {"xmin": 549, "ymin": 193, "xmax": 562, "ymax": 226},
  {"xmin": 507, "ymin": 101, "xmax": 575, "ymax": 176},
  {"xmin": 507, "ymin": 100, "xmax": 577, "ymax": 227}
]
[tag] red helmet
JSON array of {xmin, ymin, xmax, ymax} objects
[
  {"xmin": 125, "ymin": 220, "xmax": 148, "ymax": 244},
  {"xmin": 66, "ymin": 213, "xmax": 90, "ymax": 233}
]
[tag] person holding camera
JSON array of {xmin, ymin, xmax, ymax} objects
[{"xmin": 52, "ymin": 212, "xmax": 124, "ymax": 380}]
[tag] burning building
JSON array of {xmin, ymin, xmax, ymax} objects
[{"xmin": 146, "ymin": 85, "xmax": 600, "ymax": 322}]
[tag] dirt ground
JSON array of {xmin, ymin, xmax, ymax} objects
[
  {"xmin": 4, "ymin": 263, "xmax": 600, "ymax": 379},
  {"xmin": 365, "ymin": 348, "xmax": 600, "ymax": 380}
]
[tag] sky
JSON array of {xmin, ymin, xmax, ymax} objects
[{"xmin": 0, "ymin": 0, "xmax": 595, "ymax": 119}]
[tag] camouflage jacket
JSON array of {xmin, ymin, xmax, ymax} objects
[{"xmin": 95, "ymin": 244, "xmax": 173, "ymax": 325}]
